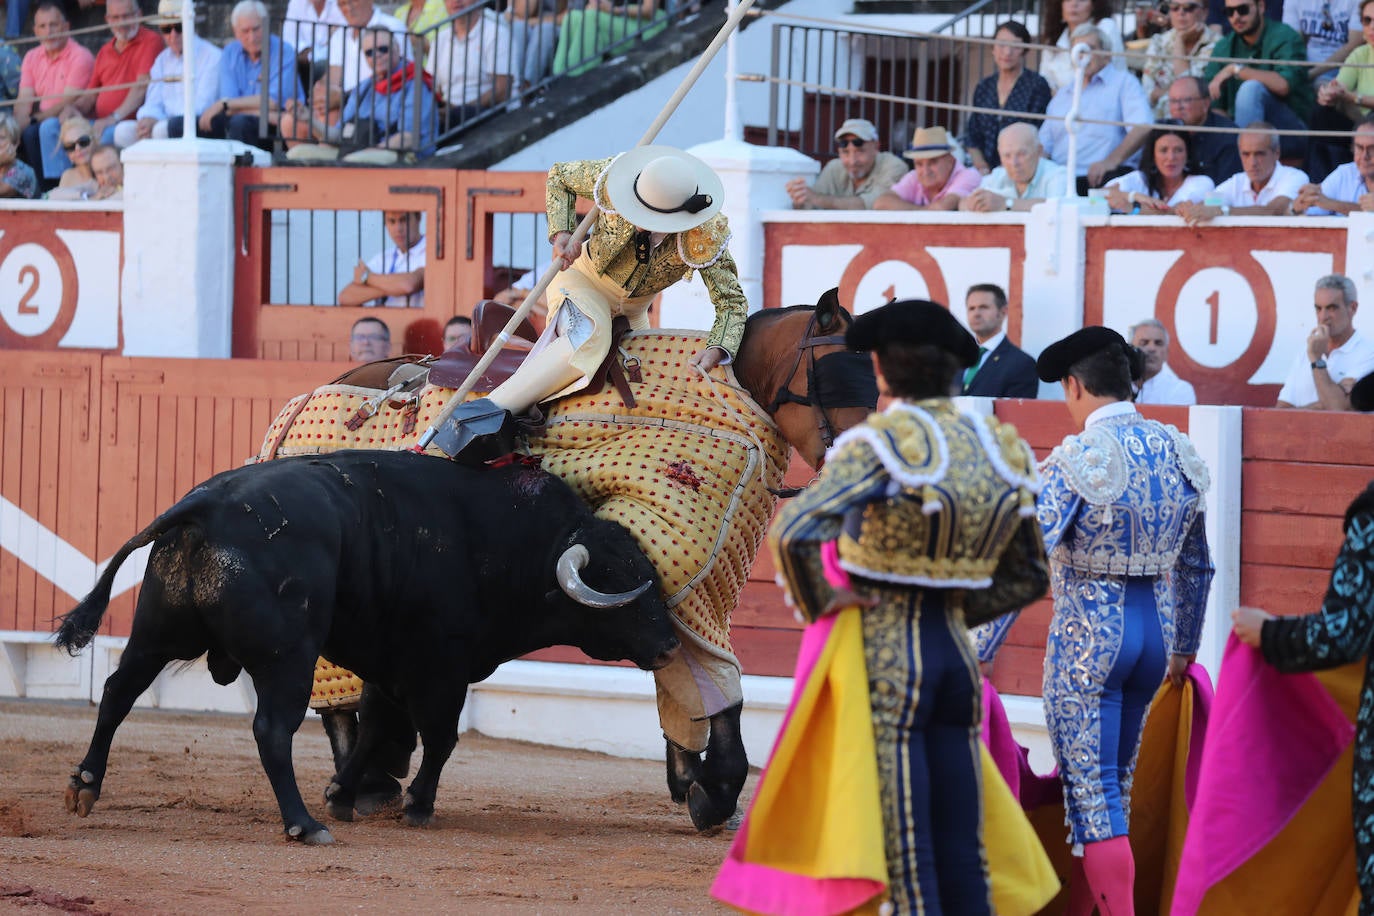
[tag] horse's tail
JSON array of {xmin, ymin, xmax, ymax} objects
[{"xmin": 54, "ymin": 488, "xmax": 213, "ymax": 654}]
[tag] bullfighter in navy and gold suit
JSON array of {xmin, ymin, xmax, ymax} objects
[
  {"xmin": 976, "ymin": 326, "xmax": 1214, "ymax": 915},
  {"xmin": 770, "ymin": 300, "xmax": 1050, "ymax": 915},
  {"xmin": 434, "ymin": 146, "xmax": 747, "ymax": 462}
]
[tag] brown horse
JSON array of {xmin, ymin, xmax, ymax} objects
[{"xmin": 284, "ymin": 288, "xmax": 877, "ymax": 831}]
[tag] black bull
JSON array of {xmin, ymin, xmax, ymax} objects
[{"xmin": 54, "ymin": 451, "xmax": 680, "ymax": 844}]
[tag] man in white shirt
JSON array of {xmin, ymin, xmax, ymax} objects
[
  {"xmin": 1276, "ymin": 274, "xmax": 1374, "ymax": 409},
  {"xmin": 1176, "ymin": 123, "xmax": 1308, "ymax": 224},
  {"xmin": 1130, "ymin": 318, "xmax": 1198, "ymax": 405},
  {"xmin": 327, "ymin": 0, "xmax": 406, "ymax": 93},
  {"xmin": 283, "ymin": 0, "xmax": 346, "ymax": 76},
  {"xmin": 427, "ymin": 1, "xmax": 512, "ymax": 116},
  {"xmin": 960, "ymin": 122, "xmax": 1069, "ymax": 212},
  {"xmin": 338, "ymin": 210, "xmax": 426, "ymax": 308},
  {"xmin": 1295, "ymin": 114, "xmax": 1374, "ymax": 214},
  {"xmin": 114, "ymin": 4, "xmax": 222, "ymax": 145}
]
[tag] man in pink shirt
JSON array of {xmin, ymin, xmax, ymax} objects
[
  {"xmin": 15, "ymin": 0, "xmax": 94, "ymax": 187},
  {"xmin": 873, "ymin": 125, "xmax": 981, "ymax": 211}
]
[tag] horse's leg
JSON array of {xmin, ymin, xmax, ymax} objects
[
  {"xmin": 355, "ymin": 688, "xmax": 413, "ymax": 816},
  {"xmin": 665, "ymin": 737, "xmax": 704, "ymax": 804},
  {"xmin": 320, "ymin": 707, "xmax": 358, "ymax": 774},
  {"xmin": 687, "ymin": 702, "xmax": 748, "ymax": 832}
]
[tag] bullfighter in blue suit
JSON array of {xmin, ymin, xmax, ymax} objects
[
  {"xmin": 974, "ymin": 326, "xmax": 1214, "ymax": 915},
  {"xmin": 960, "ymin": 284, "xmax": 1039, "ymax": 398}
]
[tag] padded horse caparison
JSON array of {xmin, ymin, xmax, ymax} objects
[{"xmin": 427, "ymin": 300, "xmax": 539, "ymax": 391}]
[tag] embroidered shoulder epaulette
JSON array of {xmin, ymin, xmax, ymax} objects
[
  {"xmin": 1162, "ymin": 422, "xmax": 1210, "ymax": 494},
  {"xmin": 1043, "ymin": 424, "xmax": 1128, "ymax": 506},
  {"xmin": 678, "ymin": 215, "xmax": 731, "ymax": 269}
]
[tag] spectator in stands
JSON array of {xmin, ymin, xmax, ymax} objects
[
  {"xmin": 1104, "ymin": 120, "xmax": 1215, "ymax": 211},
  {"xmin": 283, "ymin": 0, "xmax": 346, "ymax": 85},
  {"xmin": 0, "ymin": 111, "xmax": 37, "ymax": 198},
  {"xmin": 349, "ymin": 316, "xmax": 392, "ymax": 361},
  {"xmin": 333, "ymin": 28, "xmax": 437, "ymax": 159},
  {"xmin": 961, "ymin": 121, "xmax": 1069, "ymax": 211},
  {"xmin": 279, "ymin": 75, "xmax": 343, "ymax": 148},
  {"xmin": 1203, "ymin": 0, "xmax": 1312, "ymax": 159},
  {"xmin": 199, "ymin": 0, "xmax": 304, "ymax": 149},
  {"xmin": 1177, "ymin": 122, "xmax": 1308, "ymax": 222},
  {"xmin": 443, "ymin": 315, "xmax": 472, "ymax": 351},
  {"xmin": 961, "ymin": 283, "xmax": 1039, "ymax": 398},
  {"xmin": 1130, "ymin": 318, "xmax": 1198, "ymax": 403},
  {"xmin": 507, "ymin": 0, "xmax": 562, "ymax": 100},
  {"xmin": 45, "ymin": 115, "xmax": 96, "ymax": 198},
  {"xmin": 785, "ymin": 118, "xmax": 907, "ymax": 210},
  {"xmin": 1276, "ymin": 274, "xmax": 1374, "ymax": 409},
  {"xmin": 1129, "ymin": 0, "xmax": 1171, "ymax": 40},
  {"xmin": 1307, "ymin": 0, "xmax": 1374, "ymax": 176},
  {"xmin": 89, "ymin": 143, "xmax": 123, "ymax": 199},
  {"xmin": 15, "ymin": 0, "xmax": 95, "ymax": 187},
  {"xmin": 1167, "ymin": 75, "xmax": 1242, "ymax": 183},
  {"xmin": 963, "ymin": 21, "xmax": 1052, "ymax": 173},
  {"xmin": 427, "ymin": 0, "xmax": 513, "ymax": 121},
  {"xmin": 0, "ymin": 41, "xmax": 19, "ymax": 104},
  {"xmin": 116, "ymin": 0, "xmax": 223, "ymax": 145},
  {"xmin": 873, "ymin": 126, "xmax": 980, "ymax": 211},
  {"xmin": 58, "ymin": 0, "xmax": 161, "ymax": 152},
  {"xmin": 395, "ymin": 0, "xmax": 447, "ymax": 60},
  {"xmin": 552, "ymin": 0, "xmax": 666, "ymax": 79},
  {"xmin": 1041, "ymin": 0, "xmax": 1124, "ymax": 93},
  {"xmin": 1296, "ymin": 112, "xmax": 1374, "ymax": 211},
  {"xmin": 1039, "ymin": 26, "xmax": 1154, "ymax": 193},
  {"xmin": 1284, "ymin": 0, "xmax": 1363, "ymax": 85},
  {"xmin": 493, "ymin": 258, "xmax": 552, "ymax": 328},
  {"xmin": 1140, "ymin": 0, "xmax": 1220, "ymax": 117},
  {"xmin": 339, "ymin": 210, "xmax": 426, "ymax": 307},
  {"xmin": 328, "ymin": 0, "xmax": 406, "ymax": 94}
]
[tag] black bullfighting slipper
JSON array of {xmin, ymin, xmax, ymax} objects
[{"xmin": 430, "ymin": 397, "xmax": 521, "ymax": 466}]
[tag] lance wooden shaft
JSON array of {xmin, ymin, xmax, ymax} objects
[{"xmin": 417, "ymin": 0, "xmax": 759, "ymax": 450}]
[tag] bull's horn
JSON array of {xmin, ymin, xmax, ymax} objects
[{"xmin": 556, "ymin": 544, "xmax": 654, "ymax": 609}]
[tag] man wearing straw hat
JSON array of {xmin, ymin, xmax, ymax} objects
[
  {"xmin": 874, "ymin": 125, "xmax": 981, "ymax": 211},
  {"xmin": 433, "ymin": 145, "xmax": 746, "ymax": 463}
]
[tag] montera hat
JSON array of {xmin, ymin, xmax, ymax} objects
[
  {"xmin": 153, "ymin": 0, "xmax": 183, "ymax": 25},
  {"xmin": 904, "ymin": 126, "xmax": 958, "ymax": 160},
  {"xmin": 846, "ymin": 299, "xmax": 980, "ymax": 368},
  {"xmin": 603, "ymin": 146, "xmax": 724, "ymax": 233},
  {"xmin": 1037, "ymin": 326, "xmax": 1144, "ymax": 383}
]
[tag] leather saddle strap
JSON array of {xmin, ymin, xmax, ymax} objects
[{"xmin": 588, "ymin": 316, "xmax": 638, "ymax": 409}]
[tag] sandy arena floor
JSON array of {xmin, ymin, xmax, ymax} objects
[{"xmin": 0, "ymin": 698, "xmax": 745, "ymax": 914}]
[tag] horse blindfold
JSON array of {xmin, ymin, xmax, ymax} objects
[{"xmin": 813, "ymin": 350, "xmax": 878, "ymax": 409}]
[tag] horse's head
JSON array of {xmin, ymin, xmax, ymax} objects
[{"xmin": 735, "ymin": 288, "xmax": 878, "ymax": 470}]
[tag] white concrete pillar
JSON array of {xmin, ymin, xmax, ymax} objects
[
  {"xmin": 119, "ymin": 139, "xmax": 266, "ymax": 357},
  {"xmin": 659, "ymin": 139, "xmax": 819, "ymax": 329},
  {"xmin": 1186, "ymin": 404, "xmax": 1244, "ymax": 680}
]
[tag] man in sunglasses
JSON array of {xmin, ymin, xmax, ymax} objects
[
  {"xmin": 326, "ymin": 0, "xmax": 405, "ymax": 95},
  {"xmin": 1202, "ymin": 0, "xmax": 1312, "ymax": 159},
  {"xmin": 120, "ymin": 0, "xmax": 222, "ymax": 144},
  {"xmin": 785, "ymin": 117, "xmax": 908, "ymax": 210}
]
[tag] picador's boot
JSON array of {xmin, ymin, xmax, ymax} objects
[{"xmin": 430, "ymin": 397, "xmax": 522, "ymax": 465}]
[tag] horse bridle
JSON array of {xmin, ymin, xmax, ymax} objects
[{"xmin": 764, "ymin": 310, "xmax": 878, "ymax": 450}]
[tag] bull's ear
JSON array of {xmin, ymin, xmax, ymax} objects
[{"xmin": 815, "ymin": 287, "xmax": 841, "ymax": 333}]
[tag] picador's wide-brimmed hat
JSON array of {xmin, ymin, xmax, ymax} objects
[
  {"xmin": 845, "ymin": 299, "xmax": 980, "ymax": 367},
  {"xmin": 603, "ymin": 146, "xmax": 724, "ymax": 233},
  {"xmin": 152, "ymin": 0, "xmax": 183, "ymax": 26},
  {"xmin": 1037, "ymin": 326, "xmax": 1143, "ymax": 383}
]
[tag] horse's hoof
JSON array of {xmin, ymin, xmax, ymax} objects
[
  {"xmin": 355, "ymin": 788, "xmax": 402, "ymax": 817},
  {"xmin": 687, "ymin": 782, "xmax": 728, "ymax": 833},
  {"xmin": 64, "ymin": 768, "xmax": 99, "ymax": 817}
]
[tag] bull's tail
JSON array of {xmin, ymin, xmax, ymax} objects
[{"xmin": 54, "ymin": 488, "xmax": 213, "ymax": 655}]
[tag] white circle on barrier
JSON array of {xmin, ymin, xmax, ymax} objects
[
  {"xmin": 852, "ymin": 261, "xmax": 930, "ymax": 314},
  {"xmin": 1171, "ymin": 267, "xmax": 1257, "ymax": 369},
  {"xmin": 0, "ymin": 243, "xmax": 64, "ymax": 337}
]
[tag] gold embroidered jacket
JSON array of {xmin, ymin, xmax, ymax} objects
[
  {"xmin": 546, "ymin": 156, "xmax": 749, "ymax": 358},
  {"xmin": 769, "ymin": 400, "xmax": 1049, "ymax": 625}
]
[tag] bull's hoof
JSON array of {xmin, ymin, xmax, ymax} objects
[
  {"xmin": 686, "ymin": 782, "xmax": 731, "ymax": 833},
  {"xmin": 355, "ymin": 787, "xmax": 402, "ymax": 817},
  {"xmin": 286, "ymin": 822, "xmax": 335, "ymax": 845},
  {"xmin": 323, "ymin": 780, "xmax": 356, "ymax": 822},
  {"xmin": 63, "ymin": 766, "xmax": 99, "ymax": 817},
  {"xmin": 326, "ymin": 800, "xmax": 355, "ymax": 822},
  {"xmin": 401, "ymin": 808, "xmax": 434, "ymax": 828}
]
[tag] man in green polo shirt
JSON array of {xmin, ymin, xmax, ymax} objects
[{"xmin": 1203, "ymin": 0, "xmax": 1313, "ymax": 158}]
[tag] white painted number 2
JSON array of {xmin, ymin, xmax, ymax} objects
[{"xmin": 0, "ymin": 243, "xmax": 63, "ymax": 337}]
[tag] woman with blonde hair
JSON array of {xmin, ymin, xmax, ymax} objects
[
  {"xmin": 0, "ymin": 112, "xmax": 38, "ymax": 199},
  {"xmin": 47, "ymin": 116, "xmax": 99, "ymax": 200}
]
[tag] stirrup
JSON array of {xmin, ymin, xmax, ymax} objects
[{"xmin": 430, "ymin": 398, "xmax": 521, "ymax": 466}]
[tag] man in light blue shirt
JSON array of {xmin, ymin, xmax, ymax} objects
[
  {"xmin": 960, "ymin": 122, "xmax": 1069, "ymax": 212},
  {"xmin": 115, "ymin": 4, "xmax": 222, "ymax": 144},
  {"xmin": 335, "ymin": 28, "xmax": 436, "ymax": 158},
  {"xmin": 1295, "ymin": 114, "xmax": 1374, "ymax": 214},
  {"xmin": 1038, "ymin": 26, "xmax": 1153, "ymax": 194},
  {"xmin": 201, "ymin": 0, "xmax": 303, "ymax": 148}
]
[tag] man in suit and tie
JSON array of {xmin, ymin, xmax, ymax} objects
[{"xmin": 961, "ymin": 283, "xmax": 1039, "ymax": 398}]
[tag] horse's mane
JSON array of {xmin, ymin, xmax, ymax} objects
[{"xmin": 743, "ymin": 302, "xmax": 853, "ymax": 333}]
